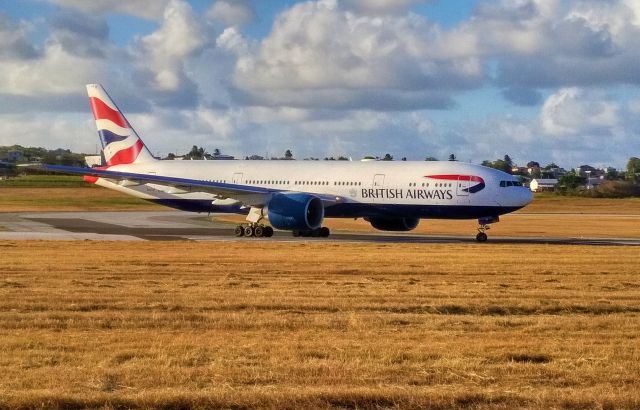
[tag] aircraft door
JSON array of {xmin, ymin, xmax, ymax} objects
[
  {"xmin": 456, "ymin": 176, "xmax": 470, "ymax": 196},
  {"xmin": 456, "ymin": 175, "xmax": 470, "ymax": 205},
  {"xmin": 232, "ymin": 172, "xmax": 243, "ymax": 184},
  {"xmin": 373, "ymin": 174, "xmax": 385, "ymax": 187},
  {"xmin": 371, "ymin": 174, "xmax": 386, "ymax": 203}
]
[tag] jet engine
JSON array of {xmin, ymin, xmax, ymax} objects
[
  {"xmin": 367, "ymin": 217, "xmax": 420, "ymax": 231},
  {"xmin": 267, "ymin": 193, "xmax": 324, "ymax": 230}
]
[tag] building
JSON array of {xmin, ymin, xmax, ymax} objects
[
  {"xmin": 511, "ymin": 166, "xmax": 529, "ymax": 176},
  {"xmin": 529, "ymin": 178, "xmax": 558, "ymax": 192},
  {"xmin": 209, "ymin": 153, "xmax": 235, "ymax": 160},
  {"xmin": 84, "ymin": 155, "xmax": 102, "ymax": 167},
  {"xmin": 541, "ymin": 167, "xmax": 566, "ymax": 179},
  {"xmin": 576, "ymin": 165, "xmax": 604, "ymax": 178}
]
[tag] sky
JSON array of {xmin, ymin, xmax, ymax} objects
[{"xmin": 0, "ymin": 0, "xmax": 639, "ymax": 168}]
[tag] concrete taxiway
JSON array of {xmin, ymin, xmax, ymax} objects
[{"xmin": 0, "ymin": 211, "xmax": 639, "ymax": 245}]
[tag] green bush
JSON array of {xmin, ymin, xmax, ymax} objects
[{"xmin": 584, "ymin": 180, "xmax": 640, "ymax": 198}]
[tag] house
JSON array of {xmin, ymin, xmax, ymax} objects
[
  {"xmin": 576, "ymin": 165, "xmax": 604, "ymax": 178},
  {"xmin": 511, "ymin": 166, "xmax": 529, "ymax": 176},
  {"xmin": 542, "ymin": 167, "xmax": 566, "ymax": 179},
  {"xmin": 529, "ymin": 178, "xmax": 558, "ymax": 192},
  {"xmin": 84, "ymin": 155, "xmax": 102, "ymax": 167},
  {"xmin": 209, "ymin": 153, "xmax": 235, "ymax": 160}
]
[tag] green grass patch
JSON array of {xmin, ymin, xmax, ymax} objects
[
  {"xmin": 0, "ymin": 195, "xmax": 153, "ymax": 210},
  {"xmin": 0, "ymin": 175, "xmax": 91, "ymax": 188}
]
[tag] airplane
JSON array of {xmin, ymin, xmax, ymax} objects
[{"xmin": 30, "ymin": 84, "xmax": 533, "ymax": 242}]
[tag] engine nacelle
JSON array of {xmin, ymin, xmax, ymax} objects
[
  {"xmin": 367, "ymin": 217, "xmax": 420, "ymax": 231},
  {"xmin": 267, "ymin": 193, "xmax": 324, "ymax": 230}
]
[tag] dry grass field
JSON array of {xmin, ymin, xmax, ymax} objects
[
  {"xmin": 1, "ymin": 241, "xmax": 639, "ymax": 409},
  {"xmin": 522, "ymin": 193, "xmax": 640, "ymax": 214},
  {"xmin": 0, "ymin": 187, "xmax": 163, "ymax": 212},
  {"xmin": 326, "ymin": 214, "xmax": 640, "ymax": 238}
]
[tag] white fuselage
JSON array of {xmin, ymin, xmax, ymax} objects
[{"xmin": 94, "ymin": 159, "xmax": 532, "ymax": 219}]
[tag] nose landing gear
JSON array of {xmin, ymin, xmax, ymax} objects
[
  {"xmin": 475, "ymin": 216, "xmax": 499, "ymax": 242},
  {"xmin": 476, "ymin": 226, "xmax": 489, "ymax": 242}
]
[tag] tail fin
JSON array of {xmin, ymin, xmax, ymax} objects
[{"xmin": 86, "ymin": 84, "xmax": 155, "ymax": 166}]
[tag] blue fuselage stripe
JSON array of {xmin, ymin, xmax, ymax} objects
[{"xmin": 147, "ymin": 198, "xmax": 522, "ymax": 219}]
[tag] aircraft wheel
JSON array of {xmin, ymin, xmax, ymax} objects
[
  {"xmin": 476, "ymin": 232, "xmax": 488, "ymax": 242},
  {"xmin": 234, "ymin": 225, "xmax": 244, "ymax": 237},
  {"xmin": 243, "ymin": 226, "xmax": 254, "ymax": 237},
  {"xmin": 319, "ymin": 227, "xmax": 330, "ymax": 237},
  {"xmin": 254, "ymin": 225, "xmax": 264, "ymax": 238},
  {"xmin": 263, "ymin": 226, "xmax": 274, "ymax": 237}
]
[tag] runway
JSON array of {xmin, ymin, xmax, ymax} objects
[{"xmin": 0, "ymin": 211, "xmax": 639, "ymax": 246}]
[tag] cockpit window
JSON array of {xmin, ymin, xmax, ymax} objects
[{"xmin": 500, "ymin": 180, "xmax": 523, "ymax": 187}]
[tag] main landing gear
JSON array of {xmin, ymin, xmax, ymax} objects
[
  {"xmin": 233, "ymin": 224, "xmax": 331, "ymax": 238},
  {"xmin": 292, "ymin": 227, "xmax": 331, "ymax": 238},
  {"xmin": 234, "ymin": 223, "xmax": 274, "ymax": 238},
  {"xmin": 236, "ymin": 207, "xmax": 331, "ymax": 239}
]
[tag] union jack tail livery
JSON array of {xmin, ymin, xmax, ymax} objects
[{"xmin": 87, "ymin": 84, "xmax": 155, "ymax": 166}]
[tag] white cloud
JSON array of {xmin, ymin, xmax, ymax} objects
[
  {"xmin": 480, "ymin": 0, "xmax": 640, "ymax": 92},
  {"xmin": 232, "ymin": 0, "xmax": 482, "ymax": 110},
  {"xmin": 0, "ymin": 42, "xmax": 107, "ymax": 96},
  {"xmin": 48, "ymin": 0, "xmax": 171, "ymax": 20},
  {"xmin": 216, "ymin": 27, "xmax": 251, "ymax": 55},
  {"xmin": 0, "ymin": 12, "xmax": 114, "ymax": 98},
  {"xmin": 207, "ymin": 0, "xmax": 255, "ymax": 27},
  {"xmin": 0, "ymin": 113, "xmax": 96, "ymax": 152},
  {"xmin": 132, "ymin": 0, "xmax": 211, "ymax": 107},
  {"xmin": 344, "ymin": 0, "xmax": 430, "ymax": 14},
  {"xmin": 139, "ymin": 0, "xmax": 207, "ymax": 87},
  {"xmin": 0, "ymin": 14, "xmax": 38, "ymax": 59},
  {"xmin": 540, "ymin": 88, "xmax": 620, "ymax": 137}
]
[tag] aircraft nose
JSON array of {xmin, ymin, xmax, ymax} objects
[{"xmin": 519, "ymin": 188, "xmax": 533, "ymax": 206}]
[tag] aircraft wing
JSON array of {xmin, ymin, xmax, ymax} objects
[{"xmin": 22, "ymin": 164, "xmax": 341, "ymax": 207}]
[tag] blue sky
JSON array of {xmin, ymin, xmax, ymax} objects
[{"xmin": 0, "ymin": 0, "xmax": 639, "ymax": 168}]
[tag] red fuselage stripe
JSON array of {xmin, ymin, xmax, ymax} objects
[{"xmin": 424, "ymin": 174, "xmax": 484, "ymax": 183}]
